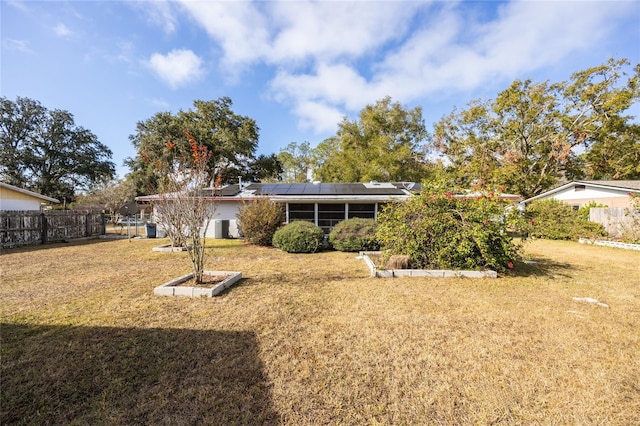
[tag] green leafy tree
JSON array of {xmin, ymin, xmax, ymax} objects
[
  {"xmin": 243, "ymin": 154, "xmax": 283, "ymax": 183},
  {"xmin": 315, "ymin": 97, "xmax": 430, "ymax": 182},
  {"xmin": 277, "ymin": 142, "xmax": 313, "ymax": 182},
  {"xmin": 568, "ymin": 60, "xmax": 640, "ymax": 179},
  {"xmin": 432, "ymin": 58, "xmax": 639, "ymax": 198},
  {"xmin": 1, "ymin": 97, "xmax": 115, "ymax": 203},
  {"xmin": 126, "ymin": 97, "xmax": 259, "ymax": 194},
  {"xmin": 74, "ymin": 177, "xmax": 137, "ymax": 221}
]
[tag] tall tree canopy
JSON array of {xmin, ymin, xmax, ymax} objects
[
  {"xmin": 126, "ymin": 97, "xmax": 260, "ymax": 193},
  {"xmin": 314, "ymin": 97, "xmax": 430, "ymax": 183},
  {"xmin": 432, "ymin": 58, "xmax": 639, "ymax": 198},
  {"xmin": 0, "ymin": 96, "xmax": 115, "ymax": 202},
  {"xmin": 242, "ymin": 154, "xmax": 283, "ymax": 183},
  {"xmin": 74, "ymin": 177, "xmax": 137, "ymax": 219},
  {"xmin": 277, "ymin": 142, "xmax": 313, "ymax": 182}
]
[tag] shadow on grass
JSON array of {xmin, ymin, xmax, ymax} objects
[
  {"xmin": 1, "ymin": 323, "xmax": 279, "ymax": 425},
  {"xmin": 507, "ymin": 257, "xmax": 577, "ymax": 278}
]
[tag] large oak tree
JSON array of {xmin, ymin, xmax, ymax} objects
[
  {"xmin": 431, "ymin": 58, "xmax": 639, "ymax": 198},
  {"xmin": 314, "ymin": 97, "xmax": 430, "ymax": 183},
  {"xmin": 0, "ymin": 97, "xmax": 115, "ymax": 203},
  {"xmin": 126, "ymin": 97, "xmax": 260, "ymax": 194}
]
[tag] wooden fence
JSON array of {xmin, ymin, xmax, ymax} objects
[
  {"xmin": 0, "ymin": 210, "xmax": 106, "ymax": 249},
  {"xmin": 590, "ymin": 207, "xmax": 639, "ymax": 239}
]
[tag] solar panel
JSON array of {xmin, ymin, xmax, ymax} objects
[{"xmin": 246, "ymin": 182, "xmax": 407, "ymax": 196}]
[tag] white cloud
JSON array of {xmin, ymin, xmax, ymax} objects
[
  {"xmin": 5, "ymin": 0, "xmax": 29, "ymax": 13},
  {"xmin": 133, "ymin": 0, "xmax": 178, "ymax": 34},
  {"xmin": 54, "ymin": 23, "xmax": 71, "ymax": 37},
  {"xmin": 178, "ymin": 1, "xmax": 270, "ymax": 67},
  {"xmin": 294, "ymin": 100, "xmax": 344, "ymax": 134},
  {"xmin": 267, "ymin": 1, "xmax": 417, "ymax": 64},
  {"xmin": 146, "ymin": 49, "xmax": 204, "ymax": 89},
  {"xmin": 175, "ymin": 0, "xmax": 636, "ymax": 134},
  {"xmin": 115, "ymin": 41, "xmax": 135, "ymax": 64},
  {"xmin": 2, "ymin": 38, "xmax": 33, "ymax": 54},
  {"xmin": 147, "ymin": 97, "xmax": 171, "ymax": 110}
]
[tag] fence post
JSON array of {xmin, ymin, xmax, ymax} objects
[
  {"xmin": 41, "ymin": 212, "xmax": 48, "ymax": 245},
  {"xmin": 85, "ymin": 212, "xmax": 90, "ymax": 237},
  {"xmin": 101, "ymin": 212, "xmax": 106, "ymax": 235}
]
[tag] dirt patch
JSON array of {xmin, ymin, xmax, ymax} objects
[{"xmin": 175, "ymin": 274, "xmax": 231, "ymax": 287}]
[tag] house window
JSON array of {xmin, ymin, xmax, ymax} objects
[
  {"xmin": 347, "ymin": 203, "xmax": 376, "ymax": 219},
  {"xmin": 571, "ymin": 205, "xmax": 580, "ymax": 211},
  {"xmin": 575, "ymin": 184, "xmax": 586, "ymax": 192},
  {"xmin": 317, "ymin": 203, "xmax": 346, "ymax": 233},
  {"xmin": 288, "ymin": 203, "xmax": 315, "ymax": 223}
]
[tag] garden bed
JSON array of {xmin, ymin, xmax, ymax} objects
[
  {"xmin": 578, "ymin": 238, "xmax": 640, "ymax": 251},
  {"xmin": 152, "ymin": 244, "xmax": 188, "ymax": 252},
  {"xmin": 154, "ymin": 271, "xmax": 242, "ymax": 297},
  {"xmin": 359, "ymin": 251, "xmax": 498, "ymax": 278}
]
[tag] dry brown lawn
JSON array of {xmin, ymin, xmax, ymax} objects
[{"xmin": 1, "ymin": 237, "xmax": 639, "ymax": 425}]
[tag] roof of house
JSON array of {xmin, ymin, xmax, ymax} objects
[
  {"xmin": 0, "ymin": 182, "xmax": 59, "ymax": 203},
  {"xmin": 246, "ymin": 182, "xmax": 418, "ymax": 196},
  {"xmin": 137, "ymin": 182, "xmax": 422, "ymax": 202},
  {"xmin": 521, "ymin": 180, "xmax": 640, "ymax": 204},
  {"xmin": 137, "ymin": 182, "xmax": 528, "ymax": 205}
]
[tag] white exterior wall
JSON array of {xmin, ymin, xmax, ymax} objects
[
  {"xmin": 204, "ymin": 200, "xmax": 242, "ymax": 238},
  {"xmin": 539, "ymin": 186, "xmax": 631, "ymax": 208},
  {"xmin": 0, "ymin": 197, "xmax": 44, "ymax": 211},
  {"xmin": 0, "ymin": 184, "xmax": 57, "ymax": 210},
  {"xmin": 151, "ymin": 199, "xmax": 243, "ymax": 239}
]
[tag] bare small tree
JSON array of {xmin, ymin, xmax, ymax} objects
[{"xmin": 154, "ymin": 130, "xmax": 216, "ymax": 283}]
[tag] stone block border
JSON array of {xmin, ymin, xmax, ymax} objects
[
  {"xmin": 358, "ymin": 251, "xmax": 497, "ymax": 279},
  {"xmin": 578, "ymin": 238, "xmax": 640, "ymax": 251},
  {"xmin": 154, "ymin": 271, "xmax": 242, "ymax": 297},
  {"xmin": 152, "ymin": 244, "xmax": 189, "ymax": 252}
]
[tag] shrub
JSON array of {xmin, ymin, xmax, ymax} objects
[
  {"xmin": 376, "ymin": 191, "xmax": 519, "ymax": 272},
  {"xmin": 620, "ymin": 194, "xmax": 640, "ymax": 244},
  {"xmin": 522, "ymin": 199, "xmax": 607, "ymax": 240},
  {"xmin": 272, "ymin": 221, "xmax": 325, "ymax": 253},
  {"xmin": 237, "ymin": 198, "xmax": 284, "ymax": 246},
  {"xmin": 329, "ymin": 218, "xmax": 379, "ymax": 252},
  {"xmin": 577, "ymin": 201, "xmax": 608, "ymax": 221}
]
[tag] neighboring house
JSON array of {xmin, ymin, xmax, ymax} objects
[
  {"xmin": 0, "ymin": 182, "xmax": 59, "ymax": 210},
  {"xmin": 138, "ymin": 181, "xmax": 522, "ymax": 239},
  {"xmin": 520, "ymin": 180, "xmax": 640, "ymax": 209}
]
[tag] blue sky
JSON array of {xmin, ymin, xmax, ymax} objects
[{"xmin": 2, "ymin": 0, "xmax": 639, "ymax": 178}]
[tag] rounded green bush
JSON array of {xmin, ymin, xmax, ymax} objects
[
  {"xmin": 272, "ymin": 221, "xmax": 325, "ymax": 253},
  {"xmin": 329, "ymin": 218, "xmax": 379, "ymax": 252}
]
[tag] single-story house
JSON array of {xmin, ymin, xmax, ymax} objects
[
  {"xmin": 137, "ymin": 181, "xmax": 421, "ymax": 238},
  {"xmin": 520, "ymin": 180, "xmax": 640, "ymax": 209},
  {"xmin": 137, "ymin": 182, "xmax": 522, "ymax": 239},
  {"xmin": 0, "ymin": 182, "xmax": 59, "ymax": 211}
]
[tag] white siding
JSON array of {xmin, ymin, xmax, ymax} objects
[
  {"xmin": 0, "ymin": 198, "xmax": 43, "ymax": 211},
  {"xmin": 550, "ymin": 186, "xmax": 628, "ymax": 202},
  {"xmin": 204, "ymin": 201, "xmax": 242, "ymax": 238}
]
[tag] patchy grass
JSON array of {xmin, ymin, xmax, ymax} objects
[{"xmin": 1, "ymin": 238, "xmax": 639, "ymax": 425}]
